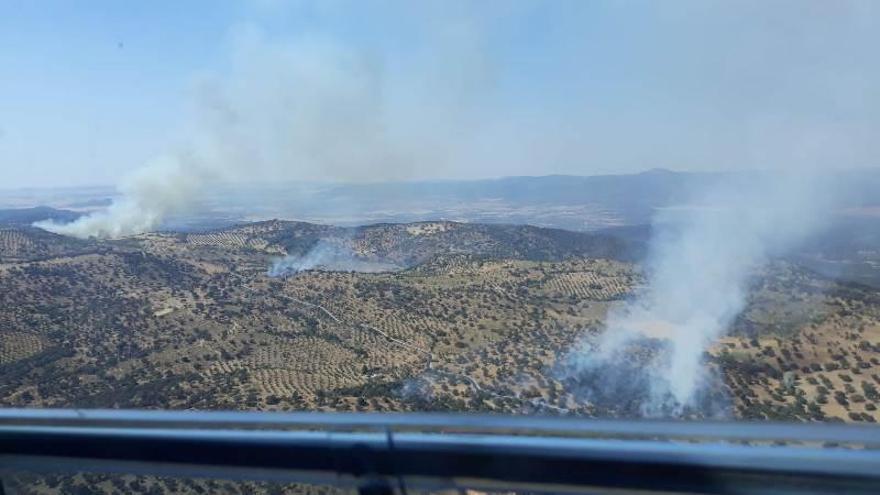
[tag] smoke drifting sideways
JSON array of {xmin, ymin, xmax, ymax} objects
[
  {"xmin": 34, "ymin": 2, "xmax": 514, "ymax": 241},
  {"xmin": 560, "ymin": 172, "xmax": 836, "ymax": 417},
  {"xmin": 34, "ymin": 30, "xmax": 415, "ymax": 239},
  {"xmin": 35, "ymin": 155, "xmax": 203, "ymax": 238},
  {"xmin": 268, "ymin": 240, "xmax": 402, "ymax": 277}
]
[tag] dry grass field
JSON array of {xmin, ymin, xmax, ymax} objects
[{"xmin": 710, "ymin": 265, "xmax": 880, "ymax": 422}]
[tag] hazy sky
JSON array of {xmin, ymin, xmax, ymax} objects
[{"xmin": 1, "ymin": 0, "xmax": 879, "ymax": 188}]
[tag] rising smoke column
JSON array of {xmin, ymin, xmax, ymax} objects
[
  {"xmin": 35, "ymin": 154, "xmax": 203, "ymax": 238},
  {"xmin": 564, "ymin": 172, "xmax": 834, "ymax": 416},
  {"xmin": 35, "ymin": 31, "xmax": 396, "ymax": 239},
  {"xmin": 33, "ymin": 15, "xmax": 498, "ymax": 240}
]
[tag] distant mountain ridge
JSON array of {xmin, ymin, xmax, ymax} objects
[
  {"xmin": 193, "ymin": 168, "xmax": 880, "ymax": 231},
  {"xmin": 8, "ymin": 168, "xmax": 880, "ymax": 234},
  {"xmin": 0, "ymin": 206, "xmax": 80, "ymax": 226}
]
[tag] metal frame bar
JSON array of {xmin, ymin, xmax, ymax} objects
[
  {"xmin": 3, "ymin": 409, "xmax": 880, "ymax": 443},
  {"xmin": 1, "ymin": 410, "xmax": 880, "ymax": 494}
]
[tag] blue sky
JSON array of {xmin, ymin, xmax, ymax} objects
[{"xmin": 1, "ymin": 0, "xmax": 879, "ymax": 188}]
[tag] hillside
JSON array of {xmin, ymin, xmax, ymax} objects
[
  {"xmin": 182, "ymin": 219, "xmax": 638, "ymax": 265},
  {"xmin": 0, "ymin": 226, "xmax": 96, "ymax": 262},
  {"xmin": 0, "ymin": 220, "xmax": 878, "ymax": 424}
]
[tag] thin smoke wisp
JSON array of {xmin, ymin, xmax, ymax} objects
[{"xmin": 268, "ymin": 240, "xmax": 401, "ymax": 277}]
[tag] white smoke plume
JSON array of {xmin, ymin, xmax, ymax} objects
[
  {"xmin": 35, "ymin": 30, "xmax": 396, "ymax": 239},
  {"xmin": 33, "ymin": 2, "xmax": 504, "ymax": 241},
  {"xmin": 35, "ymin": 154, "xmax": 205, "ymax": 238},
  {"xmin": 564, "ymin": 172, "xmax": 835, "ymax": 416}
]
